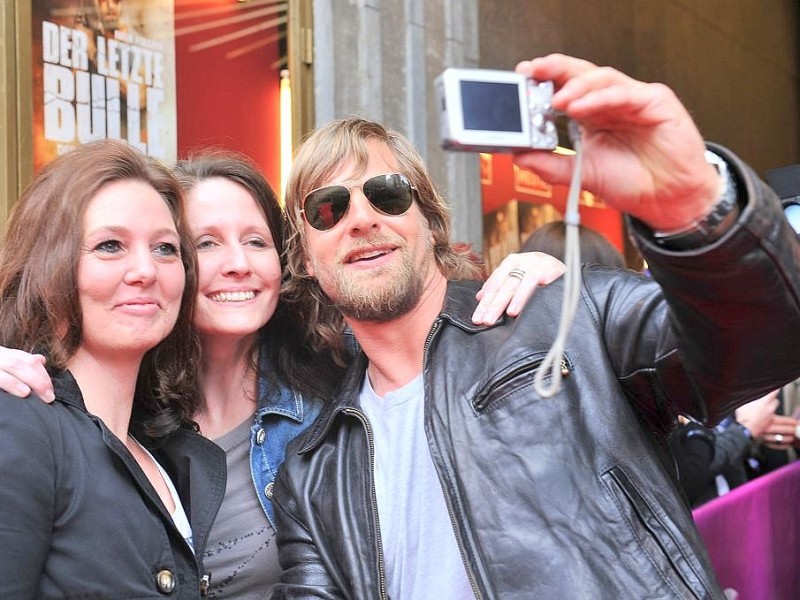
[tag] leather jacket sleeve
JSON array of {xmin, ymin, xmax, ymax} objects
[{"xmin": 625, "ymin": 142, "xmax": 800, "ymax": 427}]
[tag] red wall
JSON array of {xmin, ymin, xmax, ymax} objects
[
  {"xmin": 480, "ymin": 153, "xmax": 624, "ymax": 252},
  {"xmin": 174, "ymin": 0, "xmax": 282, "ymax": 191}
]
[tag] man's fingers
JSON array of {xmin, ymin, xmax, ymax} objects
[{"xmin": 515, "ymin": 54, "xmax": 598, "ymax": 89}]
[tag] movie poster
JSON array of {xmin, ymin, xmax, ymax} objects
[{"xmin": 31, "ymin": 0, "xmax": 176, "ymax": 170}]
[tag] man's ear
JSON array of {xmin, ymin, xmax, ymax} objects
[{"xmin": 305, "ymin": 256, "xmax": 316, "ymax": 277}]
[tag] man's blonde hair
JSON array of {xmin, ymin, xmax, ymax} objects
[{"xmin": 282, "ymin": 117, "xmax": 480, "ymax": 361}]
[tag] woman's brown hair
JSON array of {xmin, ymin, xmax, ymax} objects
[{"xmin": 0, "ymin": 140, "xmax": 201, "ymax": 436}]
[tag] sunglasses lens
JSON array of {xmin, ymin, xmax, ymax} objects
[
  {"xmin": 304, "ymin": 186, "xmax": 351, "ymax": 231},
  {"xmin": 302, "ymin": 174, "xmax": 415, "ymax": 231},
  {"xmin": 363, "ymin": 174, "xmax": 414, "ymax": 216}
]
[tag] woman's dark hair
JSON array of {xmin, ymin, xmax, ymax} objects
[
  {"xmin": 520, "ymin": 221, "xmax": 625, "ymax": 269},
  {"xmin": 0, "ymin": 140, "xmax": 201, "ymax": 437},
  {"xmin": 173, "ymin": 150, "xmax": 345, "ymax": 403}
]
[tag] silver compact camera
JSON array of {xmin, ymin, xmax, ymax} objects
[{"xmin": 435, "ymin": 67, "xmax": 558, "ymax": 153}]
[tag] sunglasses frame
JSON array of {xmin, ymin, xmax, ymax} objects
[{"xmin": 301, "ymin": 172, "xmax": 417, "ymax": 231}]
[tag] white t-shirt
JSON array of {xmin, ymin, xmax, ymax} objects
[{"xmin": 360, "ymin": 373, "xmax": 474, "ymax": 599}]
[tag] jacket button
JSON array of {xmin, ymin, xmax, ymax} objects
[
  {"xmin": 256, "ymin": 428, "xmax": 266, "ymax": 445},
  {"xmin": 265, "ymin": 481, "xmax": 274, "ymax": 499},
  {"xmin": 156, "ymin": 569, "xmax": 176, "ymax": 594}
]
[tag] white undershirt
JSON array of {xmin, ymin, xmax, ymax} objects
[
  {"xmin": 132, "ymin": 437, "xmax": 194, "ymax": 552},
  {"xmin": 360, "ymin": 374, "xmax": 474, "ymax": 599}
]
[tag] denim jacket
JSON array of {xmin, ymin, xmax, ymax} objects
[{"xmin": 249, "ymin": 348, "xmax": 322, "ymax": 528}]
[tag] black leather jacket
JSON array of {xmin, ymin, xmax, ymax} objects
[{"xmin": 271, "ymin": 147, "xmax": 800, "ymax": 599}]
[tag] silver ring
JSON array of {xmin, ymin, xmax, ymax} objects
[
  {"xmin": 774, "ymin": 433, "xmax": 784, "ymax": 443},
  {"xmin": 508, "ymin": 268, "xmax": 526, "ymax": 281}
]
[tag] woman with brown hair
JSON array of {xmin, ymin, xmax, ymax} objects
[{"xmin": 0, "ymin": 140, "xmax": 224, "ymax": 598}]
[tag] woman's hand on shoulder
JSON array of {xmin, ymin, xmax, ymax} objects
[
  {"xmin": 472, "ymin": 252, "xmax": 566, "ymax": 325},
  {"xmin": 0, "ymin": 348, "xmax": 54, "ymax": 402}
]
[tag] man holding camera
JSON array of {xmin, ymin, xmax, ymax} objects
[{"xmin": 273, "ymin": 53, "xmax": 800, "ymax": 598}]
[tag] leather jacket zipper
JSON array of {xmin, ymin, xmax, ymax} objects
[
  {"xmin": 432, "ymin": 466, "xmax": 484, "ymax": 600},
  {"xmin": 474, "ymin": 356, "xmax": 570, "ymax": 412},
  {"xmin": 343, "ymin": 407, "xmax": 389, "ymax": 600},
  {"xmin": 423, "ymin": 319, "xmax": 483, "ymax": 600}
]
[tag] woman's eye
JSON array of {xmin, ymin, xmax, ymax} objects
[
  {"xmin": 93, "ymin": 239, "xmax": 123, "ymax": 253},
  {"xmin": 196, "ymin": 238, "xmax": 216, "ymax": 251},
  {"xmin": 155, "ymin": 242, "xmax": 180, "ymax": 257},
  {"xmin": 247, "ymin": 237, "xmax": 268, "ymax": 249}
]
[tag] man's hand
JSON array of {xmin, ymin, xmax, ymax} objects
[
  {"xmin": 513, "ymin": 54, "xmax": 721, "ymax": 232},
  {"xmin": 0, "ymin": 348, "xmax": 55, "ymax": 402},
  {"xmin": 472, "ymin": 251, "xmax": 566, "ymax": 325}
]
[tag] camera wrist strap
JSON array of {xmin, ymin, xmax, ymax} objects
[{"xmin": 533, "ymin": 119, "xmax": 583, "ymax": 398}]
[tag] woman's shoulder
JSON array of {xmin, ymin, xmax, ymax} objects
[
  {"xmin": 0, "ymin": 370, "xmax": 90, "ymax": 429},
  {"xmin": 0, "ymin": 390, "xmax": 72, "ymax": 476},
  {"xmin": 0, "ymin": 388, "xmax": 70, "ymax": 421}
]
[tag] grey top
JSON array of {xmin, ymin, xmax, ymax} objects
[{"xmin": 204, "ymin": 416, "xmax": 279, "ymax": 599}]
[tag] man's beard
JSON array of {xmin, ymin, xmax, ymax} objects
[
  {"xmin": 313, "ymin": 232, "xmax": 434, "ymax": 323},
  {"xmin": 335, "ymin": 259, "xmax": 423, "ymax": 322}
]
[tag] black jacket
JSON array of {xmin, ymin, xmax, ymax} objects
[
  {"xmin": 0, "ymin": 371, "xmax": 226, "ymax": 599},
  {"xmin": 271, "ymin": 147, "xmax": 800, "ymax": 599}
]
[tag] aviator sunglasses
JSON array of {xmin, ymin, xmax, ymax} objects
[{"xmin": 301, "ymin": 173, "xmax": 416, "ymax": 231}]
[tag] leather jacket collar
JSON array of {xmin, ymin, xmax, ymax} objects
[{"xmin": 297, "ymin": 281, "xmax": 498, "ymax": 454}]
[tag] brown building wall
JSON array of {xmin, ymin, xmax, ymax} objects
[{"xmin": 478, "ymin": 0, "xmax": 800, "ymax": 176}]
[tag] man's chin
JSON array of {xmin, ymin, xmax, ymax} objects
[{"xmin": 337, "ymin": 288, "xmax": 420, "ymax": 323}]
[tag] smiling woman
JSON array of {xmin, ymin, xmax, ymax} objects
[
  {"xmin": 170, "ymin": 150, "xmax": 346, "ymax": 598},
  {"xmin": 0, "ymin": 140, "xmax": 225, "ymax": 599},
  {"xmin": 76, "ymin": 179, "xmax": 185, "ymax": 357}
]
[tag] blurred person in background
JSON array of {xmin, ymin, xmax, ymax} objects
[
  {"xmin": 520, "ymin": 219, "xmax": 625, "ymax": 268},
  {"xmin": 669, "ymin": 391, "xmax": 784, "ymax": 507}
]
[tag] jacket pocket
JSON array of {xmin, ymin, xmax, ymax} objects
[
  {"xmin": 602, "ymin": 466, "xmax": 719, "ymax": 599},
  {"xmin": 472, "ymin": 352, "xmax": 572, "ymax": 414}
]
